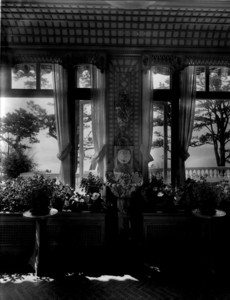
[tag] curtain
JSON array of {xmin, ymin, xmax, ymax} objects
[
  {"xmin": 141, "ymin": 69, "xmax": 154, "ymax": 181},
  {"xmin": 178, "ymin": 65, "xmax": 196, "ymax": 185},
  {"xmin": 90, "ymin": 67, "xmax": 107, "ymax": 179},
  {"xmin": 53, "ymin": 64, "xmax": 72, "ymax": 185}
]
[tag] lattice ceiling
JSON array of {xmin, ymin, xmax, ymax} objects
[{"xmin": 1, "ymin": 0, "xmax": 230, "ymax": 51}]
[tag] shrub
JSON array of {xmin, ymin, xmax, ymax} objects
[{"xmin": 2, "ymin": 151, "xmax": 36, "ymax": 179}]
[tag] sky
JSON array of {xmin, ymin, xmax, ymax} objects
[{"xmin": 0, "ymin": 97, "xmax": 60, "ymax": 173}]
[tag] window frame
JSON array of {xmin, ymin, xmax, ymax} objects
[
  {"xmin": 150, "ymin": 66, "xmax": 173, "ymax": 183},
  {"xmin": 196, "ymin": 66, "xmax": 230, "ymax": 100},
  {"xmin": 74, "ymin": 64, "xmax": 95, "ymax": 185},
  {"xmin": 2, "ymin": 63, "xmax": 53, "ymax": 98},
  {"xmin": 0, "ymin": 62, "xmax": 61, "ymax": 175}
]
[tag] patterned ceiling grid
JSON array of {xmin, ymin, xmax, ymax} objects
[{"xmin": 1, "ymin": 2, "xmax": 230, "ymax": 50}]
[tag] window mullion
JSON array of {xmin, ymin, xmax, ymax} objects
[
  {"xmin": 79, "ymin": 102, "xmax": 84, "ymax": 182},
  {"xmin": 206, "ymin": 66, "xmax": 209, "ymax": 92},
  {"xmin": 36, "ymin": 63, "xmax": 40, "ymax": 90}
]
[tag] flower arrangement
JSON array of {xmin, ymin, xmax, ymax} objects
[
  {"xmin": 63, "ymin": 190, "xmax": 89, "ymax": 212},
  {"xmin": 141, "ymin": 175, "xmax": 177, "ymax": 212},
  {"xmin": 106, "ymin": 171, "xmax": 143, "ymax": 199},
  {"xmin": 106, "ymin": 171, "xmax": 143, "ymax": 213},
  {"xmin": 63, "ymin": 190, "xmax": 106, "ymax": 213}
]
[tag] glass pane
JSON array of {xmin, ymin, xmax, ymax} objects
[
  {"xmin": 196, "ymin": 66, "xmax": 206, "ymax": 91},
  {"xmin": 0, "ymin": 97, "xmax": 59, "ymax": 178},
  {"xmin": 149, "ymin": 102, "xmax": 171, "ymax": 183},
  {"xmin": 186, "ymin": 99, "xmax": 230, "ymax": 181},
  {"xmin": 40, "ymin": 64, "xmax": 53, "ymax": 89},
  {"xmin": 11, "ymin": 63, "xmax": 36, "ymax": 89},
  {"xmin": 76, "ymin": 101, "xmax": 95, "ymax": 186},
  {"xmin": 209, "ymin": 66, "xmax": 230, "ymax": 91},
  {"xmin": 76, "ymin": 65, "xmax": 92, "ymax": 88},
  {"xmin": 152, "ymin": 66, "xmax": 170, "ymax": 89}
]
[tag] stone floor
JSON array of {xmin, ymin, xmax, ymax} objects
[{"xmin": 1, "ymin": 259, "xmax": 230, "ymax": 300}]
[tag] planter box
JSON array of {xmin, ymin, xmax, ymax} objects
[
  {"xmin": 142, "ymin": 212, "xmax": 193, "ymax": 264},
  {"xmin": 0, "ymin": 213, "xmax": 35, "ymax": 266},
  {"xmin": 143, "ymin": 212, "xmax": 191, "ymax": 244},
  {"xmin": 47, "ymin": 212, "xmax": 105, "ymax": 249},
  {"xmin": 0, "ymin": 212, "xmax": 105, "ymax": 271}
]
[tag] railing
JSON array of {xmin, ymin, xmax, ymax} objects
[
  {"xmin": 149, "ymin": 167, "xmax": 230, "ymax": 182},
  {"xmin": 185, "ymin": 167, "xmax": 230, "ymax": 181}
]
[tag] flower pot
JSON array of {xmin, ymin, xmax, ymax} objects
[
  {"xmin": 31, "ymin": 196, "xmax": 50, "ymax": 216},
  {"xmin": 199, "ymin": 207, "xmax": 216, "ymax": 217}
]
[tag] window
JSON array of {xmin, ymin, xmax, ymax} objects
[
  {"xmin": 152, "ymin": 66, "xmax": 170, "ymax": 89},
  {"xmin": 149, "ymin": 102, "xmax": 171, "ymax": 182},
  {"xmin": 40, "ymin": 64, "xmax": 53, "ymax": 90},
  {"xmin": 75, "ymin": 65, "xmax": 96, "ymax": 185},
  {"xmin": 76, "ymin": 65, "xmax": 92, "ymax": 88},
  {"xmin": 186, "ymin": 66, "xmax": 230, "ymax": 181},
  {"xmin": 11, "ymin": 63, "xmax": 53, "ymax": 90},
  {"xmin": 150, "ymin": 66, "xmax": 172, "ymax": 183},
  {"xmin": 0, "ymin": 63, "xmax": 58, "ymax": 178},
  {"xmin": 196, "ymin": 66, "xmax": 230, "ymax": 92},
  {"xmin": 12, "ymin": 63, "xmax": 37, "ymax": 89}
]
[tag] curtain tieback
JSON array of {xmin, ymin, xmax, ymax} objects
[
  {"xmin": 180, "ymin": 148, "xmax": 190, "ymax": 161},
  {"xmin": 57, "ymin": 143, "xmax": 72, "ymax": 161},
  {"xmin": 140, "ymin": 144, "xmax": 154, "ymax": 163},
  {"xmin": 90, "ymin": 144, "xmax": 107, "ymax": 170}
]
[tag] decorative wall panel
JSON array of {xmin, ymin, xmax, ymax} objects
[{"xmin": 107, "ymin": 56, "xmax": 141, "ymax": 171}]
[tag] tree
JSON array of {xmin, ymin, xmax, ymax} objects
[
  {"xmin": 190, "ymin": 99, "xmax": 230, "ymax": 166},
  {"xmin": 2, "ymin": 150, "xmax": 36, "ymax": 178},
  {"xmin": 152, "ymin": 67, "xmax": 230, "ymax": 168},
  {"xmin": 0, "ymin": 108, "xmax": 41, "ymax": 153},
  {"xmin": 26, "ymin": 101, "xmax": 57, "ymax": 140},
  {"xmin": 152, "ymin": 103, "xmax": 171, "ymax": 155},
  {"xmin": 190, "ymin": 67, "xmax": 230, "ymax": 167}
]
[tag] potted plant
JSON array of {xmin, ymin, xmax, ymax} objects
[
  {"xmin": 63, "ymin": 190, "xmax": 89, "ymax": 212},
  {"xmin": 179, "ymin": 177, "xmax": 226, "ymax": 216},
  {"xmin": 141, "ymin": 175, "xmax": 177, "ymax": 213},
  {"xmin": 61, "ymin": 173, "xmax": 105, "ymax": 213},
  {"xmin": 80, "ymin": 172, "xmax": 104, "ymax": 195},
  {"xmin": 0, "ymin": 177, "xmax": 31, "ymax": 213},
  {"xmin": 51, "ymin": 181, "xmax": 74, "ymax": 212},
  {"xmin": 0, "ymin": 175, "xmax": 74, "ymax": 215}
]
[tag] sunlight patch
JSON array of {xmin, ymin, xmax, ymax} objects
[
  {"xmin": 86, "ymin": 274, "xmax": 139, "ymax": 282},
  {"xmin": 0, "ymin": 273, "xmax": 54, "ymax": 283}
]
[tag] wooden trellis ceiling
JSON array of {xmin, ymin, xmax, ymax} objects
[{"xmin": 1, "ymin": 0, "xmax": 230, "ymax": 52}]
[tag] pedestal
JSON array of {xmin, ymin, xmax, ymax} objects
[
  {"xmin": 23, "ymin": 208, "xmax": 58, "ymax": 276},
  {"xmin": 192, "ymin": 208, "xmax": 226, "ymax": 274}
]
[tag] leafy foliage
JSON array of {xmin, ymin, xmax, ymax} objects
[
  {"xmin": 141, "ymin": 175, "xmax": 176, "ymax": 212},
  {"xmin": 80, "ymin": 172, "xmax": 104, "ymax": 195},
  {"xmin": 177, "ymin": 177, "xmax": 230, "ymax": 215},
  {"xmin": 26, "ymin": 101, "xmax": 57, "ymax": 140},
  {"xmin": 0, "ymin": 108, "xmax": 41, "ymax": 152},
  {"xmin": 0, "ymin": 175, "xmax": 74, "ymax": 213},
  {"xmin": 2, "ymin": 151, "xmax": 36, "ymax": 179}
]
